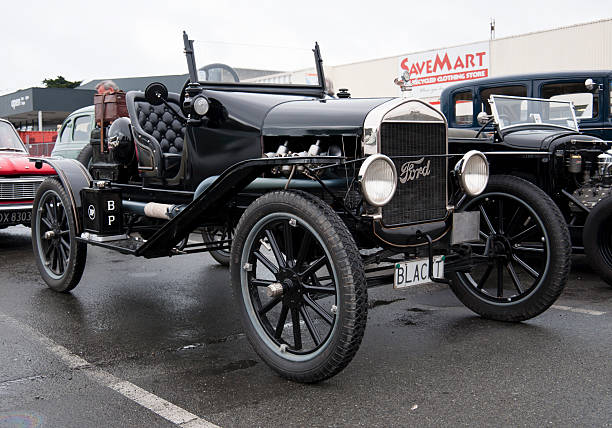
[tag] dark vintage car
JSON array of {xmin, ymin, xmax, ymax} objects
[
  {"xmin": 30, "ymin": 34, "xmax": 570, "ymax": 383},
  {"xmin": 0, "ymin": 119, "xmax": 55, "ymax": 228},
  {"xmin": 440, "ymin": 70, "xmax": 612, "ymax": 140},
  {"xmin": 448, "ymin": 94, "xmax": 612, "ymax": 285}
]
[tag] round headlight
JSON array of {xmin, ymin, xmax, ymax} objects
[
  {"xmin": 359, "ymin": 154, "xmax": 397, "ymax": 207},
  {"xmin": 455, "ymin": 150, "xmax": 489, "ymax": 196},
  {"xmin": 193, "ymin": 96, "xmax": 209, "ymax": 116}
]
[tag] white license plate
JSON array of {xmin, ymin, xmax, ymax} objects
[{"xmin": 394, "ymin": 256, "xmax": 444, "ymax": 289}]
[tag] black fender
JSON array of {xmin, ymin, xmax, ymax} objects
[
  {"xmin": 30, "ymin": 157, "xmax": 92, "ymax": 234},
  {"xmin": 135, "ymin": 156, "xmax": 343, "ymax": 258}
]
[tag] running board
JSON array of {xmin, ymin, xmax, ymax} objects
[{"xmin": 76, "ymin": 234, "xmax": 231, "ymax": 256}]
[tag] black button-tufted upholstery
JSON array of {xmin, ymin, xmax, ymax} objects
[
  {"xmin": 136, "ymin": 102, "xmax": 186, "ymax": 155},
  {"xmin": 126, "ymin": 90, "xmax": 186, "ymax": 178}
]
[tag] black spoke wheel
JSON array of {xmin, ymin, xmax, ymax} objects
[
  {"xmin": 231, "ymin": 191, "xmax": 367, "ymax": 383},
  {"xmin": 450, "ymin": 175, "xmax": 570, "ymax": 321},
  {"xmin": 202, "ymin": 226, "xmax": 233, "ymax": 266},
  {"xmin": 32, "ymin": 178, "xmax": 87, "ymax": 292},
  {"xmin": 583, "ymin": 195, "xmax": 612, "ymax": 286}
]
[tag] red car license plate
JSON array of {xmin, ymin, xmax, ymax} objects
[{"xmin": 0, "ymin": 210, "xmax": 32, "ymax": 224}]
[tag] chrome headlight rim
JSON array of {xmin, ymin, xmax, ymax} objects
[
  {"xmin": 358, "ymin": 154, "xmax": 398, "ymax": 207},
  {"xmin": 455, "ymin": 150, "xmax": 489, "ymax": 197}
]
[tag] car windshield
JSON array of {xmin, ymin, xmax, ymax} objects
[
  {"xmin": 192, "ymin": 39, "xmax": 323, "ymax": 87},
  {"xmin": 490, "ymin": 95, "xmax": 579, "ymax": 131},
  {"xmin": 0, "ymin": 121, "xmax": 26, "ymax": 152}
]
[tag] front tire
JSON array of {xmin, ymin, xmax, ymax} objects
[
  {"xmin": 230, "ymin": 190, "xmax": 367, "ymax": 383},
  {"xmin": 583, "ymin": 196, "xmax": 612, "ymax": 286},
  {"xmin": 32, "ymin": 178, "xmax": 87, "ymax": 292},
  {"xmin": 450, "ymin": 175, "xmax": 571, "ymax": 321}
]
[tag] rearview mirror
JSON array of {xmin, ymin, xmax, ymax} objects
[{"xmin": 144, "ymin": 82, "xmax": 169, "ymax": 106}]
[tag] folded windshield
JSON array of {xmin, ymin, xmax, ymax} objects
[
  {"xmin": 0, "ymin": 122, "xmax": 26, "ymax": 152},
  {"xmin": 490, "ymin": 95, "xmax": 579, "ymax": 131}
]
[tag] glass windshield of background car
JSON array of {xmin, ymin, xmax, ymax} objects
[
  {"xmin": 480, "ymin": 86, "xmax": 527, "ymax": 114},
  {"xmin": 0, "ymin": 122, "xmax": 26, "ymax": 151},
  {"xmin": 453, "ymin": 91, "xmax": 473, "ymax": 125},
  {"xmin": 73, "ymin": 116, "xmax": 92, "ymax": 141},
  {"xmin": 194, "ymin": 41, "xmax": 320, "ymax": 86},
  {"xmin": 542, "ymin": 82, "xmax": 598, "ymax": 119},
  {"xmin": 60, "ymin": 120, "xmax": 72, "ymax": 143},
  {"xmin": 491, "ymin": 96, "xmax": 578, "ymax": 131}
]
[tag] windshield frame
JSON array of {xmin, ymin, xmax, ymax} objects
[
  {"xmin": 489, "ymin": 94, "xmax": 579, "ymax": 133},
  {"xmin": 183, "ymin": 32, "xmax": 327, "ymax": 98},
  {"xmin": 0, "ymin": 120, "xmax": 27, "ymax": 153}
]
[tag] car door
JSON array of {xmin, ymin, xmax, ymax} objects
[
  {"xmin": 534, "ymin": 77, "xmax": 604, "ymax": 139},
  {"xmin": 51, "ymin": 114, "xmax": 92, "ymax": 159}
]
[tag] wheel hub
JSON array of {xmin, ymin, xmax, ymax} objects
[
  {"xmin": 277, "ymin": 269, "xmax": 303, "ymax": 308},
  {"xmin": 488, "ymin": 234, "xmax": 512, "ymax": 259}
]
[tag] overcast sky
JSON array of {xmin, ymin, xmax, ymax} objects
[{"xmin": 1, "ymin": 0, "xmax": 611, "ymax": 95}]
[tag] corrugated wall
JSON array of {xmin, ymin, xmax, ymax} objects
[{"xmin": 489, "ymin": 19, "xmax": 612, "ymax": 75}]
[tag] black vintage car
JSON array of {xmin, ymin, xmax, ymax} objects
[
  {"xmin": 30, "ymin": 34, "xmax": 570, "ymax": 383},
  {"xmin": 449, "ymin": 94, "xmax": 612, "ymax": 285}
]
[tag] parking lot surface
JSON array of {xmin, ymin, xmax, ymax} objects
[{"xmin": 1, "ymin": 225, "xmax": 611, "ymax": 427}]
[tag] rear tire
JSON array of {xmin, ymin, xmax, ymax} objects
[
  {"xmin": 202, "ymin": 226, "xmax": 232, "ymax": 267},
  {"xmin": 230, "ymin": 190, "xmax": 368, "ymax": 383},
  {"xmin": 450, "ymin": 175, "xmax": 571, "ymax": 321},
  {"xmin": 32, "ymin": 178, "xmax": 87, "ymax": 292},
  {"xmin": 583, "ymin": 196, "xmax": 612, "ymax": 286}
]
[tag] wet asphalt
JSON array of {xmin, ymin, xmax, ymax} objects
[{"xmin": 1, "ymin": 225, "xmax": 611, "ymax": 427}]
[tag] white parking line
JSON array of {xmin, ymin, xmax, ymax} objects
[
  {"xmin": 552, "ymin": 305, "xmax": 606, "ymax": 316},
  {"xmin": 0, "ymin": 312, "xmax": 220, "ymax": 428}
]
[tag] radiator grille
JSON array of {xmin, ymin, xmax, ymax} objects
[
  {"xmin": 380, "ymin": 122, "xmax": 447, "ymax": 226},
  {"xmin": 0, "ymin": 179, "xmax": 42, "ymax": 200}
]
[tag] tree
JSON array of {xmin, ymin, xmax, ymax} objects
[{"xmin": 42, "ymin": 76, "xmax": 82, "ymax": 88}]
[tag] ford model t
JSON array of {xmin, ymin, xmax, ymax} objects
[{"xmin": 30, "ymin": 34, "xmax": 570, "ymax": 383}]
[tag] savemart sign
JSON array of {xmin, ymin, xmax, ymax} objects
[{"xmin": 398, "ymin": 41, "xmax": 490, "ymax": 99}]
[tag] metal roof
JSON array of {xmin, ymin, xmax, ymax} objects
[{"xmin": 0, "ymin": 87, "xmax": 96, "ymax": 127}]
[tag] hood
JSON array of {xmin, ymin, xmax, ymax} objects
[
  {"xmin": 501, "ymin": 127, "xmax": 579, "ymax": 150},
  {"xmin": 0, "ymin": 153, "xmax": 55, "ymax": 175},
  {"xmin": 262, "ymin": 97, "xmax": 393, "ymax": 137}
]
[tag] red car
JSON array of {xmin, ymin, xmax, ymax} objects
[{"xmin": 0, "ymin": 119, "xmax": 55, "ymax": 228}]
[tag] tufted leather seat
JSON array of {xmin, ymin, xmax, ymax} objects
[
  {"xmin": 126, "ymin": 91, "xmax": 186, "ymax": 178},
  {"xmin": 136, "ymin": 102, "xmax": 186, "ymax": 155}
]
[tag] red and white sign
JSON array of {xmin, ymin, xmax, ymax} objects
[{"xmin": 398, "ymin": 42, "xmax": 490, "ymax": 99}]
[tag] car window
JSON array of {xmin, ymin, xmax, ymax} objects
[
  {"xmin": 541, "ymin": 82, "xmax": 598, "ymax": 119},
  {"xmin": 59, "ymin": 120, "xmax": 73, "ymax": 143},
  {"xmin": 610, "ymin": 81, "xmax": 612, "ymax": 118},
  {"xmin": 453, "ymin": 91, "xmax": 473, "ymax": 125},
  {"xmin": 72, "ymin": 115, "xmax": 92, "ymax": 141},
  {"xmin": 480, "ymin": 86, "xmax": 527, "ymax": 114}
]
